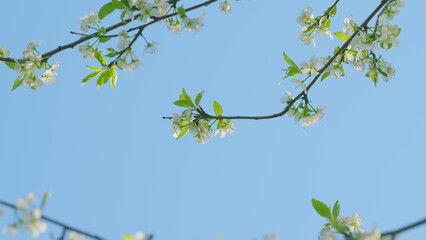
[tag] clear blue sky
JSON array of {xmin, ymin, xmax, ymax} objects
[{"xmin": 1, "ymin": 1, "xmax": 426, "ymax": 240}]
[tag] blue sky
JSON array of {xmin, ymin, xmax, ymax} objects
[{"xmin": 1, "ymin": 1, "xmax": 426, "ymax": 240}]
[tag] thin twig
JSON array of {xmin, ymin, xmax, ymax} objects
[
  {"xmin": 163, "ymin": 0, "xmax": 391, "ymax": 121},
  {"xmin": 382, "ymin": 217, "xmax": 426, "ymax": 237},
  {"xmin": 0, "ymin": 200, "xmax": 107, "ymax": 240},
  {"xmin": 0, "ymin": 0, "xmax": 219, "ymax": 64}
]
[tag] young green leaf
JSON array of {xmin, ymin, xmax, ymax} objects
[
  {"xmin": 81, "ymin": 70, "xmax": 102, "ymax": 86},
  {"xmin": 173, "ymin": 99, "xmax": 190, "ymax": 107},
  {"xmin": 334, "ymin": 32, "xmax": 350, "ymax": 42},
  {"xmin": 195, "ymin": 91, "xmax": 205, "ymax": 106},
  {"xmin": 98, "ymin": 2, "xmax": 116, "ymax": 20},
  {"xmin": 112, "ymin": 0, "xmax": 126, "ymax": 9},
  {"xmin": 322, "ymin": 18, "xmax": 331, "ymax": 29},
  {"xmin": 99, "ymin": 37, "xmax": 111, "ymax": 43},
  {"xmin": 177, "ymin": 6, "xmax": 186, "ymax": 18},
  {"xmin": 213, "ymin": 101, "xmax": 223, "ymax": 116},
  {"xmin": 5, "ymin": 61, "xmax": 15, "ymax": 70},
  {"xmin": 96, "ymin": 69, "xmax": 111, "ymax": 88},
  {"xmin": 94, "ymin": 50, "xmax": 108, "ymax": 67},
  {"xmin": 180, "ymin": 88, "xmax": 195, "ymax": 108},
  {"xmin": 109, "ymin": 67, "xmax": 118, "ymax": 88},
  {"xmin": 11, "ymin": 76, "xmax": 24, "ymax": 91},
  {"xmin": 120, "ymin": 0, "xmax": 130, "ymax": 8},
  {"xmin": 176, "ymin": 127, "xmax": 189, "ymax": 140},
  {"xmin": 321, "ymin": 72, "xmax": 330, "ymax": 81},
  {"xmin": 86, "ymin": 66, "xmax": 104, "ymax": 71},
  {"xmin": 332, "ymin": 200, "xmax": 340, "ymax": 219},
  {"xmin": 283, "ymin": 52, "xmax": 300, "ymax": 70},
  {"xmin": 312, "ymin": 199, "xmax": 332, "ymax": 220}
]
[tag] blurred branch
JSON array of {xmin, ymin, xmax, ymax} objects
[
  {"xmin": 0, "ymin": 0, "xmax": 219, "ymax": 64},
  {"xmin": 382, "ymin": 217, "xmax": 426, "ymax": 239},
  {"xmin": 0, "ymin": 200, "xmax": 107, "ymax": 240},
  {"xmin": 163, "ymin": 0, "xmax": 391, "ymax": 121}
]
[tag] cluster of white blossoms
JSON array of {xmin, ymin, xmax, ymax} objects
[
  {"xmin": 219, "ymin": 1, "xmax": 232, "ymax": 16},
  {"xmin": 171, "ymin": 89, "xmax": 235, "ymax": 143},
  {"xmin": 3, "ymin": 41, "xmax": 60, "ymax": 90},
  {"xmin": 127, "ymin": 0, "xmax": 171, "ymax": 23},
  {"xmin": 0, "ymin": 0, "xmax": 237, "ymax": 90},
  {"xmin": 79, "ymin": 12, "xmax": 100, "ymax": 33},
  {"xmin": 172, "ymin": 112, "xmax": 235, "ymax": 144},
  {"xmin": 172, "ymin": 111, "xmax": 214, "ymax": 144},
  {"xmin": 1, "ymin": 192, "xmax": 149, "ymax": 240},
  {"xmin": 277, "ymin": 1, "xmax": 405, "ymax": 128},
  {"xmin": 117, "ymin": 30, "xmax": 131, "ymax": 51},
  {"xmin": 296, "ymin": 6, "xmax": 335, "ymax": 47},
  {"xmin": 2, "ymin": 192, "xmax": 48, "ymax": 238},
  {"xmin": 318, "ymin": 212, "xmax": 384, "ymax": 240},
  {"xmin": 312, "ymin": 200, "xmax": 387, "ymax": 240}
]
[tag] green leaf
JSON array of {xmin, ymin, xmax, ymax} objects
[
  {"xmin": 94, "ymin": 50, "xmax": 108, "ymax": 66},
  {"xmin": 334, "ymin": 32, "xmax": 350, "ymax": 42},
  {"xmin": 120, "ymin": 0, "xmax": 130, "ymax": 8},
  {"xmin": 99, "ymin": 37, "xmax": 111, "ymax": 43},
  {"xmin": 176, "ymin": 127, "xmax": 189, "ymax": 140},
  {"xmin": 283, "ymin": 52, "xmax": 300, "ymax": 70},
  {"xmin": 333, "ymin": 46, "xmax": 340, "ymax": 55},
  {"xmin": 213, "ymin": 101, "xmax": 223, "ymax": 116},
  {"xmin": 287, "ymin": 66, "xmax": 301, "ymax": 76},
  {"xmin": 321, "ymin": 72, "xmax": 330, "ymax": 81},
  {"xmin": 98, "ymin": 27, "xmax": 107, "ymax": 35},
  {"xmin": 312, "ymin": 199, "xmax": 332, "ymax": 219},
  {"xmin": 98, "ymin": 2, "xmax": 116, "ymax": 20},
  {"xmin": 5, "ymin": 61, "xmax": 16, "ymax": 70},
  {"xmin": 81, "ymin": 70, "xmax": 102, "ymax": 86},
  {"xmin": 173, "ymin": 99, "xmax": 190, "ymax": 107},
  {"xmin": 112, "ymin": 0, "xmax": 127, "ymax": 9},
  {"xmin": 330, "ymin": 6, "xmax": 337, "ymax": 16},
  {"xmin": 195, "ymin": 91, "xmax": 205, "ymax": 106},
  {"xmin": 11, "ymin": 76, "xmax": 24, "ymax": 91},
  {"xmin": 322, "ymin": 18, "xmax": 331, "ymax": 29},
  {"xmin": 332, "ymin": 201, "xmax": 340, "ymax": 220},
  {"xmin": 86, "ymin": 66, "xmax": 104, "ymax": 71},
  {"xmin": 177, "ymin": 6, "xmax": 186, "ymax": 18},
  {"xmin": 96, "ymin": 69, "xmax": 111, "ymax": 88},
  {"xmin": 109, "ymin": 67, "xmax": 118, "ymax": 88},
  {"xmin": 180, "ymin": 88, "xmax": 195, "ymax": 108}
]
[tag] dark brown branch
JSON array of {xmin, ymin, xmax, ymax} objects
[
  {"xmin": 163, "ymin": 0, "xmax": 391, "ymax": 121},
  {"xmin": 382, "ymin": 217, "xmax": 426, "ymax": 237},
  {"xmin": 0, "ymin": 0, "xmax": 219, "ymax": 64},
  {"xmin": 0, "ymin": 200, "xmax": 107, "ymax": 240}
]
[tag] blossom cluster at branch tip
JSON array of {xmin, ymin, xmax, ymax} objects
[
  {"xmin": 296, "ymin": 6, "xmax": 335, "ymax": 47},
  {"xmin": 79, "ymin": 12, "xmax": 100, "ymax": 33},
  {"xmin": 313, "ymin": 200, "xmax": 383, "ymax": 240},
  {"xmin": 182, "ymin": 13, "xmax": 206, "ymax": 34},
  {"xmin": 2, "ymin": 192, "xmax": 49, "ymax": 238},
  {"xmin": 143, "ymin": 41, "xmax": 159, "ymax": 55},
  {"xmin": 10, "ymin": 41, "xmax": 60, "ymax": 89},
  {"xmin": 219, "ymin": 1, "xmax": 232, "ymax": 15},
  {"xmin": 171, "ymin": 89, "xmax": 235, "ymax": 143}
]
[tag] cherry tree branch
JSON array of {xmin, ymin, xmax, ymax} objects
[
  {"xmin": 163, "ymin": 0, "xmax": 390, "ymax": 121},
  {"xmin": 0, "ymin": 200, "xmax": 108, "ymax": 240},
  {"xmin": 0, "ymin": 0, "xmax": 219, "ymax": 64},
  {"xmin": 382, "ymin": 217, "xmax": 426, "ymax": 239}
]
